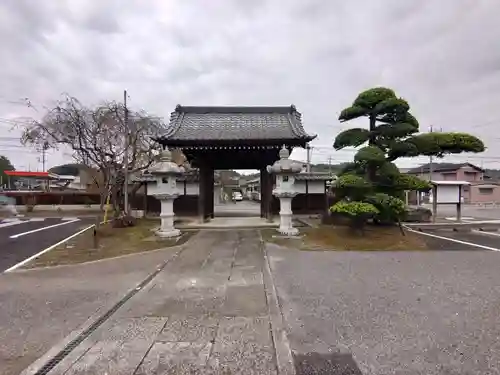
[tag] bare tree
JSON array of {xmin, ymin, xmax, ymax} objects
[{"xmin": 21, "ymin": 95, "xmax": 165, "ymax": 216}]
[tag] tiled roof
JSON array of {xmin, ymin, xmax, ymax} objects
[
  {"xmin": 408, "ymin": 162, "xmax": 483, "ymax": 174},
  {"xmin": 157, "ymin": 105, "xmax": 316, "ymax": 143}
]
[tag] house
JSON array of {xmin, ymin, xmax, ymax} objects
[
  {"xmin": 407, "ymin": 162, "xmax": 500, "ymax": 204},
  {"xmin": 48, "ymin": 164, "xmax": 102, "ymax": 192}
]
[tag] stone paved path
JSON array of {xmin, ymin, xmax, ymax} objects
[{"xmin": 39, "ymin": 230, "xmax": 278, "ymax": 375}]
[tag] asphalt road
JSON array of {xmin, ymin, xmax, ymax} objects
[
  {"xmin": 0, "ymin": 217, "xmax": 93, "ymax": 272},
  {"xmin": 267, "ymin": 239, "xmax": 500, "ymax": 374}
]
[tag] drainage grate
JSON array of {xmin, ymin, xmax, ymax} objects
[
  {"xmin": 293, "ymin": 352, "xmax": 363, "ymax": 375},
  {"xmin": 33, "ymin": 252, "xmax": 181, "ymax": 375}
]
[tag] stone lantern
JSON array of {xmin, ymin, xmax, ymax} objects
[
  {"xmin": 267, "ymin": 145, "xmax": 303, "ymax": 235},
  {"xmin": 148, "ymin": 148, "xmax": 185, "ymax": 238}
]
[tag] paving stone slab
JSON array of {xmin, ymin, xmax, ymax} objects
[
  {"xmin": 210, "ymin": 316, "xmax": 277, "ymax": 375},
  {"xmin": 228, "ymin": 267, "xmax": 264, "ymax": 286},
  {"xmin": 222, "ymin": 285, "xmax": 268, "ymax": 317},
  {"xmin": 134, "ymin": 341, "xmax": 213, "ymax": 375},
  {"xmin": 156, "ymin": 315, "xmax": 219, "ymax": 343}
]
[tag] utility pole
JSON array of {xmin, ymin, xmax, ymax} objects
[
  {"xmin": 328, "ymin": 156, "xmax": 332, "ymax": 175},
  {"xmin": 123, "ymin": 90, "xmax": 130, "ymax": 214},
  {"xmin": 306, "ymin": 144, "xmax": 311, "ymax": 172},
  {"xmin": 428, "ymin": 125, "xmax": 433, "ymax": 181}
]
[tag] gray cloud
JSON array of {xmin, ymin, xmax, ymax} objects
[{"xmin": 1, "ymin": 0, "xmax": 500, "ymax": 170}]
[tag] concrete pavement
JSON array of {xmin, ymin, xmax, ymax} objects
[
  {"xmin": 0, "ymin": 217, "xmax": 93, "ymax": 272},
  {"xmin": 0, "ymin": 242, "xmax": 183, "ymax": 375},
  {"xmin": 8, "ymin": 224, "xmax": 500, "ymax": 374},
  {"xmin": 23, "ymin": 230, "xmax": 281, "ymax": 375},
  {"xmin": 214, "ymin": 200, "xmax": 261, "ymax": 217}
]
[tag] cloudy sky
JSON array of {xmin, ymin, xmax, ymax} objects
[{"xmin": 1, "ymin": 0, "xmax": 500, "ymax": 172}]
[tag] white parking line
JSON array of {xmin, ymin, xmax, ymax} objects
[
  {"xmin": 5, "ymin": 224, "xmax": 95, "ymax": 272},
  {"xmin": 0, "ymin": 218, "xmax": 43, "ymax": 229},
  {"xmin": 405, "ymin": 227, "xmax": 500, "ymax": 252},
  {"xmin": 459, "ymin": 218, "xmax": 500, "ymax": 237},
  {"xmin": 9, "ymin": 219, "xmax": 80, "ymax": 239},
  {"xmin": 472, "ymin": 230, "xmax": 500, "ymax": 237},
  {"xmin": 445, "ymin": 216, "xmax": 476, "ymax": 221},
  {"xmin": 0, "ymin": 219, "xmax": 23, "ymax": 228}
]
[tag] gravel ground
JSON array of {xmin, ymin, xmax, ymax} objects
[
  {"xmin": 0, "ymin": 245, "xmax": 181, "ymax": 375},
  {"xmin": 267, "ymin": 243, "xmax": 500, "ymax": 374}
]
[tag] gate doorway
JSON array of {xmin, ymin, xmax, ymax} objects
[{"xmin": 154, "ymin": 105, "xmax": 316, "ymax": 222}]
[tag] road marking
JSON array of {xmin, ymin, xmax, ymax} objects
[
  {"xmin": 9, "ymin": 219, "xmax": 80, "ymax": 239},
  {"xmin": 62, "ymin": 217, "xmax": 79, "ymax": 221},
  {"xmin": 445, "ymin": 216, "xmax": 476, "ymax": 221},
  {"xmin": 458, "ymin": 218, "xmax": 500, "ymax": 237},
  {"xmin": 0, "ymin": 218, "xmax": 44, "ymax": 228},
  {"xmin": 0, "ymin": 219, "xmax": 22, "ymax": 228},
  {"xmin": 2, "ymin": 218, "xmax": 21, "ymax": 222},
  {"xmin": 405, "ymin": 227, "xmax": 500, "ymax": 252},
  {"xmin": 4, "ymin": 223, "xmax": 94, "ymax": 272},
  {"xmin": 472, "ymin": 230, "xmax": 500, "ymax": 237}
]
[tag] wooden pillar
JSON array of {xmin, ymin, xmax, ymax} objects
[
  {"xmin": 198, "ymin": 164, "xmax": 207, "ymax": 223},
  {"xmin": 210, "ymin": 171, "xmax": 215, "ymax": 218},
  {"xmin": 260, "ymin": 169, "xmax": 266, "ymax": 218},
  {"xmin": 260, "ymin": 169, "xmax": 273, "ymax": 221},
  {"xmin": 206, "ymin": 167, "xmax": 214, "ymax": 219}
]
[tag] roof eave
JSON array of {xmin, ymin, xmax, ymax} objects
[{"xmin": 153, "ymin": 137, "xmax": 315, "ymax": 146}]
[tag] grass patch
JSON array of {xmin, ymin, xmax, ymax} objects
[
  {"xmin": 24, "ymin": 219, "xmax": 196, "ymax": 268},
  {"xmin": 261, "ymin": 225, "xmax": 429, "ymax": 251}
]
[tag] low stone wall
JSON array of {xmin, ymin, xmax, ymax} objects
[
  {"xmin": 15, "ymin": 204, "xmax": 102, "ymax": 212},
  {"xmin": 5, "ymin": 191, "xmax": 100, "ymax": 205},
  {"xmin": 271, "ymin": 194, "xmax": 334, "ymax": 215},
  {"xmin": 133, "ymin": 195, "xmax": 199, "ymax": 216}
]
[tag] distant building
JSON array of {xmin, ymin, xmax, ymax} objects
[
  {"xmin": 48, "ymin": 164, "xmax": 102, "ymax": 192},
  {"xmin": 406, "ymin": 162, "xmax": 500, "ymax": 204}
]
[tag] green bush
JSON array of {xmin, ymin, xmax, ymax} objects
[
  {"xmin": 330, "ymin": 200, "xmax": 379, "ymax": 217},
  {"xmin": 366, "ymin": 193, "xmax": 405, "ymax": 223},
  {"xmin": 330, "ymin": 200, "xmax": 379, "ymax": 232}
]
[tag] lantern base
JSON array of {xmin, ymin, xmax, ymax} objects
[
  {"xmin": 156, "ymin": 228, "xmax": 181, "ymax": 238},
  {"xmin": 277, "ymin": 227, "xmax": 299, "ymax": 236}
]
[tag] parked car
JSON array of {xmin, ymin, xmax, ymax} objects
[{"xmin": 232, "ymin": 192, "xmax": 243, "ymax": 201}]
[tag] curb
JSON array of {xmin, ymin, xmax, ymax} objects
[{"xmin": 261, "ymin": 234, "xmax": 296, "ymax": 375}]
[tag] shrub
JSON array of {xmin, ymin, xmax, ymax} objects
[
  {"xmin": 330, "ymin": 200, "xmax": 379, "ymax": 233},
  {"xmin": 366, "ymin": 193, "xmax": 405, "ymax": 224}
]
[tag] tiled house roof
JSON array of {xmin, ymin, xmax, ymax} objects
[
  {"xmin": 156, "ymin": 105, "xmax": 316, "ymax": 144},
  {"xmin": 408, "ymin": 162, "xmax": 484, "ymax": 174}
]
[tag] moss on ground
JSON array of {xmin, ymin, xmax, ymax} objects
[
  {"xmin": 261, "ymin": 225, "xmax": 429, "ymax": 251},
  {"xmin": 24, "ymin": 219, "xmax": 196, "ymax": 268}
]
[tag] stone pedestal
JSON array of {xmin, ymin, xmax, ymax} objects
[
  {"xmin": 275, "ymin": 192, "xmax": 298, "ymax": 236},
  {"xmin": 155, "ymin": 193, "xmax": 181, "ymax": 238}
]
